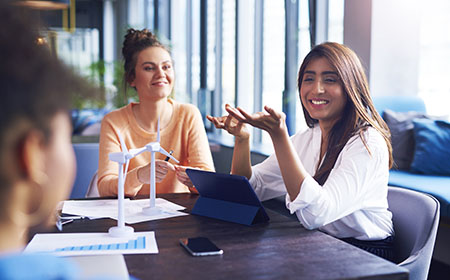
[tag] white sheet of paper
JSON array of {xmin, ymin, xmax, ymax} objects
[
  {"xmin": 24, "ymin": 231, "xmax": 158, "ymax": 256},
  {"xmin": 115, "ymin": 208, "xmax": 188, "ymax": 224},
  {"xmin": 66, "ymin": 255, "xmax": 130, "ymax": 279},
  {"xmin": 62, "ymin": 199, "xmax": 130, "ymax": 219},
  {"xmin": 62, "ymin": 198, "xmax": 188, "ymax": 224}
]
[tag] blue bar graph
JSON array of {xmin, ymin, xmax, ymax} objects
[{"xmin": 55, "ymin": 236, "xmax": 146, "ymax": 252}]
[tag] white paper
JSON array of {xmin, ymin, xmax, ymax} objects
[
  {"xmin": 62, "ymin": 198, "xmax": 188, "ymax": 224},
  {"xmin": 66, "ymin": 255, "xmax": 130, "ymax": 279},
  {"xmin": 25, "ymin": 231, "xmax": 158, "ymax": 256}
]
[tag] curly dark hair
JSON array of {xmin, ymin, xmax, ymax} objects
[{"xmin": 0, "ymin": 1, "xmax": 96, "ymax": 192}]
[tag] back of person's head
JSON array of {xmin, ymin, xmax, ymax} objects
[
  {"xmin": 0, "ymin": 1, "xmax": 94, "ymax": 229},
  {"xmin": 122, "ymin": 28, "xmax": 171, "ymax": 85},
  {"xmin": 297, "ymin": 42, "xmax": 392, "ymax": 184}
]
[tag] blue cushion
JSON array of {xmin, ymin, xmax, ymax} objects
[
  {"xmin": 382, "ymin": 110, "xmax": 429, "ymax": 170},
  {"xmin": 410, "ymin": 119, "xmax": 450, "ymax": 176},
  {"xmin": 388, "ymin": 170, "xmax": 450, "ymax": 217}
]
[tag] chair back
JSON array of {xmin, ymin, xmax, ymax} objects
[
  {"xmin": 71, "ymin": 143, "xmax": 99, "ymax": 199},
  {"xmin": 388, "ymin": 186, "xmax": 440, "ymax": 280},
  {"xmin": 85, "ymin": 171, "xmax": 100, "ymax": 198}
]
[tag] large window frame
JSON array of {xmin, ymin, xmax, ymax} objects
[{"xmin": 121, "ymin": 0, "xmax": 341, "ymax": 153}]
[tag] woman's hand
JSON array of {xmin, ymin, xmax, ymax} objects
[
  {"xmin": 137, "ymin": 160, "xmax": 175, "ymax": 184},
  {"xmin": 174, "ymin": 165, "xmax": 198, "ymax": 193},
  {"xmin": 206, "ymin": 104, "xmax": 250, "ymax": 140},
  {"xmin": 226, "ymin": 105, "xmax": 287, "ymax": 138}
]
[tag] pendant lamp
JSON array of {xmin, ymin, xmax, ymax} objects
[{"xmin": 15, "ymin": 0, "xmax": 70, "ymax": 10}]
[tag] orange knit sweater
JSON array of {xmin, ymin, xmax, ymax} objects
[{"xmin": 98, "ymin": 99, "xmax": 215, "ymax": 196}]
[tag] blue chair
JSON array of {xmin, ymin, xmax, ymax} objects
[
  {"xmin": 388, "ymin": 186, "xmax": 440, "ymax": 280},
  {"xmin": 71, "ymin": 143, "xmax": 99, "ymax": 199}
]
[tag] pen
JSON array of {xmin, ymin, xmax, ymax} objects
[{"xmin": 164, "ymin": 150, "xmax": 174, "ymax": 161}]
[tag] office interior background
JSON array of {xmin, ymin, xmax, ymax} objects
[
  {"xmin": 39, "ymin": 0, "xmax": 450, "ymax": 149},
  {"xmin": 20, "ymin": 0, "xmax": 450, "ymax": 277}
]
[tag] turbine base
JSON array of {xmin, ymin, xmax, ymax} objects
[{"xmin": 108, "ymin": 226, "xmax": 134, "ymax": 238}]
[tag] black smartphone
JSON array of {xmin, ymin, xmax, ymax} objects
[{"xmin": 179, "ymin": 237, "xmax": 223, "ymax": 256}]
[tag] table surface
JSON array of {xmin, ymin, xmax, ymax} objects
[{"xmin": 60, "ymin": 193, "xmax": 408, "ymax": 280}]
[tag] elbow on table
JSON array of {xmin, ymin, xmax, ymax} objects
[{"xmin": 296, "ymin": 210, "xmax": 328, "ymax": 230}]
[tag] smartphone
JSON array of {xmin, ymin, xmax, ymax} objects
[{"xmin": 179, "ymin": 237, "xmax": 223, "ymax": 256}]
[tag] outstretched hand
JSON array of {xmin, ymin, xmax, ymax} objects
[
  {"xmin": 206, "ymin": 104, "xmax": 250, "ymax": 140},
  {"xmin": 226, "ymin": 105, "xmax": 287, "ymax": 137}
]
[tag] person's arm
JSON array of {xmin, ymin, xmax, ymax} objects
[
  {"xmin": 227, "ymin": 105, "xmax": 308, "ymax": 200},
  {"xmin": 207, "ymin": 104, "xmax": 252, "ymax": 179},
  {"xmin": 97, "ymin": 117, "xmax": 143, "ymax": 197},
  {"xmin": 230, "ymin": 133, "xmax": 252, "ymax": 179},
  {"xmin": 173, "ymin": 105, "xmax": 215, "ymax": 192}
]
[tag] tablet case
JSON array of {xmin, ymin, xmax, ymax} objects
[{"xmin": 186, "ymin": 169, "xmax": 269, "ymax": 226}]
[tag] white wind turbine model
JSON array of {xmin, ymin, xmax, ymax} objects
[
  {"xmin": 142, "ymin": 118, "xmax": 179, "ymax": 215},
  {"xmin": 108, "ymin": 131, "xmax": 146, "ymax": 237}
]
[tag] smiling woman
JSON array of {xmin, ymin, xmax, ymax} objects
[
  {"xmin": 207, "ymin": 42, "xmax": 395, "ymax": 262},
  {"xmin": 97, "ymin": 28, "xmax": 215, "ymax": 198}
]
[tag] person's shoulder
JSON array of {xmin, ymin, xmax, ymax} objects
[
  {"xmin": 0, "ymin": 253, "xmax": 78, "ymax": 279},
  {"xmin": 171, "ymin": 99, "xmax": 201, "ymax": 121},
  {"xmin": 347, "ymin": 126, "xmax": 388, "ymax": 155},
  {"xmin": 102, "ymin": 104, "xmax": 133, "ymax": 126},
  {"xmin": 172, "ymin": 99, "xmax": 200, "ymax": 114},
  {"xmin": 104, "ymin": 104, "xmax": 132, "ymax": 119},
  {"xmin": 363, "ymin": 126, "xmax": 386, "ymax": 145}
]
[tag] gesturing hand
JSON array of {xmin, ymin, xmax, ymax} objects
[
  {"xmin": 206, "ymin": 104, "xmax": 250, "ymax": 140},
  {"xmin": 226, "ymin": 105, "xmax": 287, "ymax": 137}
]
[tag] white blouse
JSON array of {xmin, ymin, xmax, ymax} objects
[{"xmin": 249, "ymin": 125, "xmax": 394, "ymax": 240}]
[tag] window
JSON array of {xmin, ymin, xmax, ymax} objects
[
  {"xmin": 418, "ymin": 0, "xmax": 450, "ymax": 116},
  {"xmin": 171, "ymin": 0, "xmax": 188, "ymax": 102},
  {"xmin": 297, "ymin": 0, "xmax": 312, "ymax": 131},
  {"xmin": 261, "ymin": 0, "xmax": 285, "ymax": 145},
  {"xmin": 327, "ymin": 0, "xmax": 344, "ymax": 43},
  {"xmin": 221, "ymin": 0, "xmax": 236, "ymax": 116}
]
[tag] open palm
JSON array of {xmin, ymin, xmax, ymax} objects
[{"xmin": 226, "ymin": 105, "xmax": 287, "ymax": 137}]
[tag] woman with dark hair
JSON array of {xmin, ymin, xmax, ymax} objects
[
  {"xmin": 207, "ymin": 42, "xmax": 395, "ymax": 261},
  {"xmin": 98, "ymin": 29, "xmax": 214, "ymax": 197},
  {"xmin": 0, "ymin": 2, "xmax": 98, "ymax": 278}
]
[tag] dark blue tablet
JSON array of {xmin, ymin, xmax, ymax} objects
[{"xmin": 186, "ymin": 169, "xmax": 269, "ymax": 225}]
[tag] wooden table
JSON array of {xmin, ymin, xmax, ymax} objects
[{"xmin": 60, "ymin": 193, "xmax": 408, "ymax": 280}]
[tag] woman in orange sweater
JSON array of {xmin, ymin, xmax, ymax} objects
[{"xmin": 98, "ymin": 29, "xmax": 215, "ymax": 197}]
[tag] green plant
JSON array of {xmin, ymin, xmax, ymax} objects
[{"xmin": 112, "ymin": 60, "xmax": 139, "ymax": 108}]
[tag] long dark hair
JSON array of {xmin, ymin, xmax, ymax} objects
[{"xmin": 297, "ymin": 42, "xmax": 393, "ymax": 185}]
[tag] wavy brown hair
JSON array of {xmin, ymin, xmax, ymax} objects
[{"xmin": 297, "ymin": 42, "xmax": 393, "ymax": 185}]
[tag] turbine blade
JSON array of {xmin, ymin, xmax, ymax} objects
[
  {"xmin": 117, "ymin": 130, "xmax": 128, "ymax": 153},
  {"xmin": 123, "ymin": 159, "xmax": 130, "ymax": 183},
  {"xmin": 129, "ymin": 147, "xmax": 147, "ymax": 157},
  {"xmin": 157, "ymin": 117, "xmax": 160, "ymax": 143}
]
